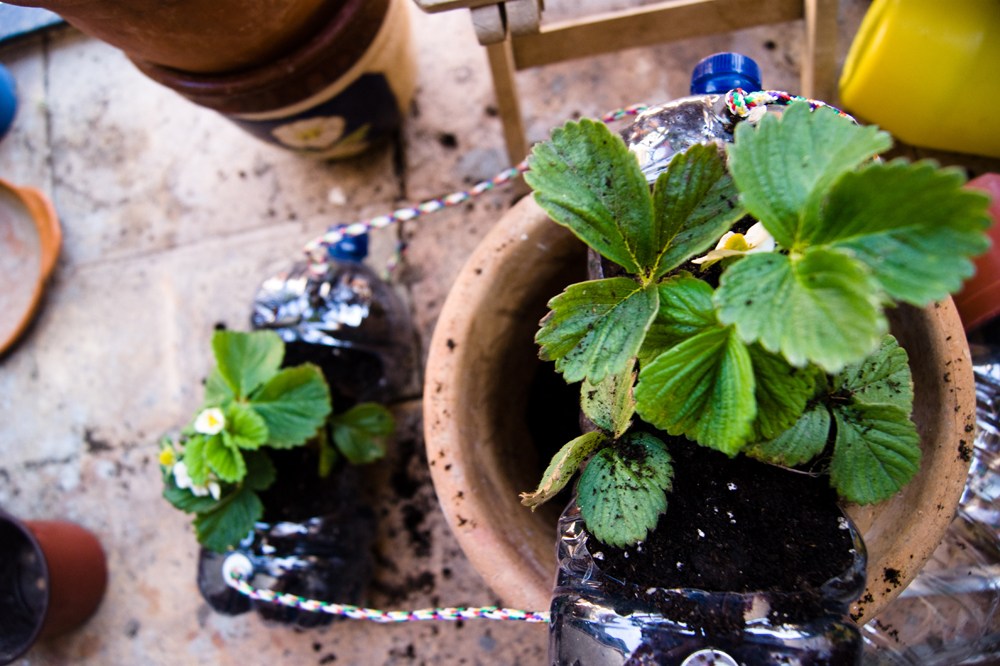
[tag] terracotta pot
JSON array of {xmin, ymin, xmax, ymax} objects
[
  {"xmin": 2, "ymin": 0, "xmax": 341, "ymax": 74},
  {"xmin": 953, "ymin": 173, "xmax": 1000, "ymax": 332},
  {"xmin": 132, "ymin": 0, "xmax": 415, "ymax": 159},
  {"xmin": 0, "ymin": 511, "xmax": 107, "ymax": 665},
  {"xmin": 423, "ymin": 195, "xmax": 977, "ymax": 620},
  {"xmin": 0, "ymin": 179, "xmax": 62, "ymax": 357}
]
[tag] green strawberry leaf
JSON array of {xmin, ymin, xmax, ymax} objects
[
  {"xmin": 206, "ymin": 433, "xmax": 246, "ymax": 483},
  {"xmin": 537, "ymin": 278, "xmax": 659, "ymax": 384},
  {"xmin": 521, "ymin": 430, "xmax": 607, "ymax": 509},
  {"xmin": 194, "ymin": 486, "xmax": 263, "ymax": 553},
  {"xmin": 249, "ymin": 364, "xmax": 332, "ymax": 448},
  {"xmin": 819, "ymin": 161, "xmax": 991, "ymax": 306},
  {"xmin": 727, "ymin": 102, "xmax": 892, "ymax": 250},
  {"xmin": 331, "ymin": 403, "xmax": 396, "ymax": 465},
  {"xmin": 639, "ymin": 275, "xmax": 716, "ymax": 364},
  {"xmin": 635, "ymin": 326, "xmax": 755, "ymax": 455},
  {"xmin": 746, "ymin": 403, "xmax": 831, "ymax": 467},
  {"xmin": 225, "ymin": 403, "xmax": 269, "ymax": 450},
  {"xmin": 581, "ymin": 364, "xmax": 636, "ymax": 438},
  {"xmin": 525, "ymin": 118, "xmax": 652, "ymax": 274},
  {"xmin": 830, "ymin": 402, "xmax": 921, "ymax": 504},
  {"xmin": 577, "ymin": 433, "xmax": 673, "ymax": 547},
  {"xmin": 748, "ymin": 344, "xmax": 820, "ymax": 441},
  {"xmin": 204, "ymin": 367, "xmax": 235, "ymax": 407},
  {"xmin": 242, "ymin": 451, "xmax": 276, "ymax": 491},
  {"xmin": 650, "ymin": 143, "xmax": 744, "ymax": 278},
  {"xmin": 834, "ymin": 334, "xmax": 914, "ymax": 412},
  {"xmin": 211, "ymin": 330, "xmax": 284, "ymax": 399},
  {"xmin": 183, "ymin": 435, "xmax": 210, "ymax": 486},
  {"xmin": 715, "ymin": 248, "xmax": 886, "ymax": 372}
]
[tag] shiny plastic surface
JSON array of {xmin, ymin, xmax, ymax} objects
[
  {"xmin": 861, "ymin": 343, "xmax": 1000, "ymax": 663},
  {"xmin": 549, "ymin": 502, "xmax": 866, "ymax": 665},
  {"xmin": 196, "ymin": 465, "xmax": 376, "ymax": 628},
  {"xmin": 622, "ymin": 94, "xmax": 735, "ymax": 184},
  {"xmin": 251, "ymin": 257, "xmax": 415, "ymax": 404}
]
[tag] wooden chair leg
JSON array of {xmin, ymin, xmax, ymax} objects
[
  {"xmin": 802, "ymin": 0, "xmax": 838, "ymax": 102},
  {"xmin": 486, "ymin": 37, "xmax": 530, "ymax": 166}
]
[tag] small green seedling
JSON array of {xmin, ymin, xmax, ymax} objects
[
  {"xmin": 159, "ymin": 329, "xmax": 394, "ymax": 552},
  {"xmin": 521, "ymin": 102, "xmax": 991, "ymax": 548}
]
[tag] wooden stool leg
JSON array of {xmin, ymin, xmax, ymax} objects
[
  {"xmin": 801, "ymin": 0, "xmax": 838, "ymax": 102},
  {"xmin": 486, "ymin": 37, "xmax": 529, "ymax": 166}
]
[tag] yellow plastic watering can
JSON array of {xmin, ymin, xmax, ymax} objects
[{"xmin": 839, "ymin": 0, "xmax": 1000, "ymax": 158}]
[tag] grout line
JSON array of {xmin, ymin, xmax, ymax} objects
[
  {"xmin": 58, "ymin": 219, "xmax": 313, "ymax": 274},
  {"xmin": 40, "ymin": 29, "xmax": 56, "ymax": 203}
]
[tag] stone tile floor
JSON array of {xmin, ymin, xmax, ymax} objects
[{"xmin": 1, "ymin": 1, "xmax": 998, "ymax": 664}]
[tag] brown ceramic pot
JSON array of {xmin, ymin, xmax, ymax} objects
[
  {"xmin": 2, "ymin": 0, "xmax": 341, "ymax": 74},
  {"xmin": 0, "ymin": 512, "xmax": 107, "ymax": 665},
  {"xmin": 423, "ymin": 195, "xmax": 977, "ymax": 620},
  {"xmin": 133, "ymin": 0, "xmax": 416, "ymax": 159}
]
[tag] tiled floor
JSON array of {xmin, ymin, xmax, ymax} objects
[{"xmin": 1, "ymin": 1, "xmax": 998, "ymax": 664}]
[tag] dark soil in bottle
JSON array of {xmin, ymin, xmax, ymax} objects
[
  {"xmin": 283, "ymin": 339, "xmax": 387, "ymax": 406},
  {"xmin": 590, "ymin": 439, "xmax": 855, "ymax": 626},
  {"xmin": 198, "ymin": 449, "xmax": 376, "ymax": 627}
]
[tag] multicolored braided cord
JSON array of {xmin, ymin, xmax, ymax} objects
[
  {"xmin": 225, "ymin": 568, "xmax": 551, "ymax": 623},
  {"xmin": 307, "ymin": 92, "xmax": 844, "ymax": 273},
  {"xmin": 303, "ymin": 103, "xmax": 650, "ymax": 269},
  {"xmin": 725, "ymin": 89, "xmax": 854, "ymax": 121}
]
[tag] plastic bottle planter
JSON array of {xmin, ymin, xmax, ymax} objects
[
  {"xmin": 0, "ymin": 512, "xmax": 107, "ymax": 665},
  {"xmin": 196, "ymin": 238, "xmax": 416, "ymax": 625},
  {"xmin": 251, "ymin": 234, "xmax": 417, "ymax": 405},
  {"xmin": 549, "ymin": 503, "xmax": 866, "ymax": 666},
  {"xmin": 134, "ymin": 0, "xmax": 416, "ymax": 159},
  {"xmin": 197, "ymin": 461, "xmax": 376, "ymax": 628}
]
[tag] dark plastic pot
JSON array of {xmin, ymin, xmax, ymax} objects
[
  {"xmin": 549, "ymin": 502, "xmax": 866, "ymax": 665},
  {"xmin": 133, "ymin": 0, "xmax": 415, "ymax": 159},
  {"xmin": 0, "ymin": 511, "xmax": 107, "ymax": 665}
]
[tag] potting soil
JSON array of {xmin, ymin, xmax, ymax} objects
[{"xmin": 593, "ymin": 438, "xmax": 855, "ymax": 623}]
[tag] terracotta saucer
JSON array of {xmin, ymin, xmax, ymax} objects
[{"xmin": 0, "ymin": 179, "xmax": 61, "ymax": 356}]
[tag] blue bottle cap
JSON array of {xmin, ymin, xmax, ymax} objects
[
  {"xmin": 0, "ymin": 64, "xmax": 18, "ymax": 142},
  {"xmin": 690, "ymin": 52, "xmax": 762, "ymax": 95},
  {"xmin": 327, "ymin": 229, "xmax": 369, "ymax": 262}
]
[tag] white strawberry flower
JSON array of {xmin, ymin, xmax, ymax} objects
[
  {"xmin": 194, "ymin": 407, "xmax": 226, "ymax": 436},
  {"xmin": 692, "ymin": 221, "xmax": 776, "ymax": 267},
  {"xmin": 173, "ymin": 460, "xmax": 221, "ymax": 500}
]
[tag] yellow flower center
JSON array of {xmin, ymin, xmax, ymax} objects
[
  {"xmin": 721, "ymin": 233, "xmax": 752, "ymax": 252},
  {"xmin": 159, "ymin": 448, "xmax": 176, "ymax": 468}
]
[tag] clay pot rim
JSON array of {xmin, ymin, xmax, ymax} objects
[
  {"xmin": 0, "ymin": 179, "xmax": 62, "ymax": 358},
  {"xmin": 424, "ymin": 195, "xmax": 976, "ymax": 620},
  {"xmin": 0, "ymin": 509, "xmax": 51, "ymax": 665}
]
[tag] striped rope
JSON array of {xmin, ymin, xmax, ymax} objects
[
  {"xmin": 725, "ymin": 89, "xmax": 854, "ymax": 121},
  {"xmin": 304, "ymin": 103, "xmax": 650, "ymax": 270},
  {"xmin": 308, "ymin": 93, "xmax": 844, "ymax": 274},
  {"xmin": 224, "ymin": 568, "xmax": 551, "ymax": 623}
]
